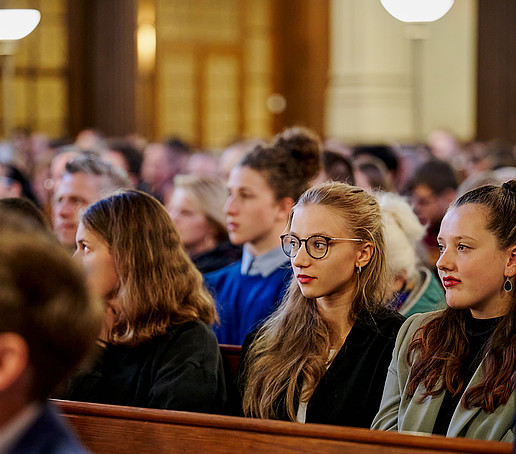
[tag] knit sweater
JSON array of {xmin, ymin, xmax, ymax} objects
[{"xmin": 205, "ymin": 261, "xmax": 292, "ymax": 345}]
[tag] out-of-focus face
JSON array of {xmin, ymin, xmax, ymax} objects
[
  {"xmin": 289, "ymin": 204, "xmax": 369, "ymax": 308},
  {"xmin": 50, "ymin": 150, "xmax": 79, "ymax": 186},
  {"xmin": 52, "ymin": 172, "xmax": 102, "ymax": 249},
  {"xmin": 0, "ymin": 165, "xmax": 21, "ymax": 199},
  {"xmin": 224, "ymin": 166, "xmax": 284, "ymax": 253},
  {"xmin": 437, "ymin": 204, "xmax": 512, "ymax": 318},
  {"xmin": 0, "ymin": 177, "xmax": 20, "ymax": 199},
  {"xmin": 75, "ymin": 222, "xmax": 119, "ymax": 335},
  {"xmin": 167, "ymin": 187, "xmax": 214, "ymax": 254},
  {"xmin": 141, "ymin": 144, "xmax": 174, "ymax": 189},
  {"xmin": 411, "ymin": 184, "xmax": 449, "ymax": 226},
  {"xmin": 102, "ymin": 150, "xmax": 129, "ymax": 174}
]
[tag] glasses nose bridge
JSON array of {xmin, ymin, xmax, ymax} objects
[{"xmin": 291, "ymin": 237, "xmax": 308, "ymax": 257}]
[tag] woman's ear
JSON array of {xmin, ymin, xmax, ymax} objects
[
  {"xmin": 355, "ymin": 243, "xmax": 374, "ymax": 269},
  {"xmin": 275, "ymin": 197, "xmax": 295, "ymax": 222},
  {"xmin": 505, "ymin": 245, "xmax": 516, "ymax": 277}
]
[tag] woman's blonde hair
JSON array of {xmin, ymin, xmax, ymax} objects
[
  {"xmin": 81, "ymin": 190, "xmax": 217, "ymax": 346},
  {"xmin": 242, "ymin": 182, "xmax": 387, "ymax": 420},
  {"xmin": 173, "ymin": 174, "xmax": 228, "ymax": 242}
]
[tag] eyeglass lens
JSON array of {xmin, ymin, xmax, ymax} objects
[{"xmin": 282, "ymin": 235, "xmax": 328, "ymax": 259}]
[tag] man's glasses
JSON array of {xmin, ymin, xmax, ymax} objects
[{"xmin": 280, "ymin": 234, "xmax": 363, "ymax": 260}]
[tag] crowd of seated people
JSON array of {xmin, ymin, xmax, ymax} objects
[{"xmin": 0, "ymin": 125, "xmax": 515, "ymax": 446}]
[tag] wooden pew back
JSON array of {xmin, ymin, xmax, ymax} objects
[{"xmin": 56, "ymin": 400, "xmax": 512, "ymax": 454}]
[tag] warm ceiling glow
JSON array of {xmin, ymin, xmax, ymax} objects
[
  {"xmin": 0, "ymin": 9, "xmax": 41, "ymax": 40},
  {"xmin": 137, "ymin": 22, "xmax": 156, "ymax": 73},
  {"xmin": 380, "ymin": 0, "xmax": 454, "ymax": 23}
]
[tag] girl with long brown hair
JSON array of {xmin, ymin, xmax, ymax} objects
[
  {"xmin": 63, "ymin": 190, "xmax": 226, "ymax": 413},
  {"xmin": 372, "ymin": 181, "xmax": 516, "ymax": 441},
  {"xmin": 241, "ymin": 182, "xmax": 404, "ymax": 427}
]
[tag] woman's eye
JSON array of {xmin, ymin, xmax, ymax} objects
[
  {"xmin": 313, "ymin": 241, "xmax": 326, "ymax": 250},
  {"xmin": 288, "ymin": 238, "xmax": 299, "ymax": 248},
  {"xmin": 79, "ymin": 243, "xmax": 90, "ymax": 253},
  {"xmin": 458, "ymin": 244, "xmax": 468, "ymax": 251}
]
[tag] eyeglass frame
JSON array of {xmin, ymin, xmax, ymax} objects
[{"xmin": 280, "ymin": 233, "xmax": 364, "ymax": 260}]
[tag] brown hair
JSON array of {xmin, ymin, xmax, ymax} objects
[
  {"xmin": 242, "ymin": 182, "xmax": 387, "ymax": 420},
  {"xmin": 238, "ymin": 126, "xmax": 321, "ymax": 201},
  {"xmin": 0, "ymin": 231, "xmax": 102, "ymax": 401},
  {"xmin": 406, "ymin": 180, "xmax": 516, "ymax": 412},
  {"xmin": 81, "ymin": 190, "xmax": 217, "ymax": 346}
]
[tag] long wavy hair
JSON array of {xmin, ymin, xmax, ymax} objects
[
  {"xmin": 406, "ymin": 180, "xmax": 516, "ymax": 412},
  {"xmin": 81, "ymin": 190, "xmax": 217, "ymax": 346},
  {"xmin": 241, "ymin": 182, "xmax": 388, "ymax": 420}
]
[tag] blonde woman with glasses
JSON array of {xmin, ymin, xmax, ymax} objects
[{"xmin": 240, "ymin": 182, "xmax": 404, "ymax": 427}]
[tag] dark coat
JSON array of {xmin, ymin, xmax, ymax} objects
[
  {"xmin": 63, "ymin": 321, "xmax": 226, "ymax": 414},
  {"xmin": 240, "ymin": 308, "xmax": 404, "ymax": 427}
]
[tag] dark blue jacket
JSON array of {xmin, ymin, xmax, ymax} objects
[{"xmin": 10, "ymin": 402, "xmax": 87, "ymax": 454}]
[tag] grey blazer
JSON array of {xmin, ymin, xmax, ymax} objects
[{"xmin": 371, "ymin": 311, "xmax": 515, "ymax": 442}]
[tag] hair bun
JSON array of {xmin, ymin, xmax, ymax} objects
[{"xmin": 272, "ymin": 127, "xmax": 321, "ymax": 181}]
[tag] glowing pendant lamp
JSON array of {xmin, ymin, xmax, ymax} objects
[
  {"xmin": 0, "ymin": 9, "xmax": 41, "ymax": 40},
  {"xmin": 380, "ymin": 0, "xmax": 454, "ymax": 23}
]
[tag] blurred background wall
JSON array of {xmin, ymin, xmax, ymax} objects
[{"xmin": 0, "ymin": 0, "xmax": 514, "ymax": 148}]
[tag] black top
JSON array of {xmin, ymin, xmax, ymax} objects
[
  {"xmin": 191, "ymin": 241, "xmax": 242, "ymax": 274},
  {"xmin": 239, "ymin": 308, "xmax": 405, "ymax": 427},
  {"xmin": 433, "ymin": 314, "xmax": 502, "ymax": 435},
  {"xmin": 62, "ymin": 321, "xmax": 226, "ymax": 413}
]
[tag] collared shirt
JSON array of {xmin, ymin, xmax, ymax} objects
[
  {"xmin": 0, "ymin": 402, "xmax": 41, "ymax": 454},
  {"xmin": 240, "ymin": 246, "xmax": 289, "ymax": 278}
]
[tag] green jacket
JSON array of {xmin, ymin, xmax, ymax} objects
[{"xmin": 371, "ymin": 311, "xmax": 515, "ymax": 442}]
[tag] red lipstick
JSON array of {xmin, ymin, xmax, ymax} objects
[
  {"xmin": 442, "ymin": 276, "xmax": 461, "ymax": 288},
  {"xmin": 297, "ymin": 274, "xmax": 315, "ymax": 284}
]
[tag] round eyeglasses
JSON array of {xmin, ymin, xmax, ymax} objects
[{"xmin": 280, "ymin": 234, "xmax": 363, "ymax": 260}]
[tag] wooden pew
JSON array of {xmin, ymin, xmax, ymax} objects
[
  {"xmin": 219, "ymin": 343, "xmax": 242, "ymax": 382},
  {"xmin": 55, "ymin": 399, "xmax": 512, "ymax": 454}
]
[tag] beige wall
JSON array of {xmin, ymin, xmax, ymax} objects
[{"xmin": 325, "ymin": 0, "xmax": 477, "ymax": 143}]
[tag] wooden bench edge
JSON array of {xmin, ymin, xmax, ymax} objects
[{"xmin": 54, "ymin": 400, "xmax": 512, "ymax": 453}]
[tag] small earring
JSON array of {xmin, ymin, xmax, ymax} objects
[
  {"xmin": 504, "ymin": 276, "xmax": 513, "ymax": 293},
  {"xmin": 356, "ymin": 266, "xmax": 362, "ymax": 274}
]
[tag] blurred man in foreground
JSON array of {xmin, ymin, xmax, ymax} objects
[{"xmin": 0, "ymin": 228, "xmax": 102, "ymax": 453}]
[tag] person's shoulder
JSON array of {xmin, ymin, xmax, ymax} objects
[
  {"xmin": 396, "ymin": 310, "xmax": 443, "ymax": 348},
  {"xmin": 270, "ymin": 262, "xmax": 293, "ymax": 280},
  {"xmin": 166, "ymin": 320, "xmax": 216, "ymax": 340},
  {"xmin": 205, "ymin": 260, "xmax": 242, "ymax": 281},
  {"xmin": 12, "ymin": 402, "xmax": 88, "ymax": 454},
  {"xmin": 357, "ymin": 307, "xmax": 404, "ymax": 340},
  {"xmin": 363, "ymin": 306, "xmax": 405, "ymax": 328},
  {"xmin": 149, "ymin": 321, "xmax": 219, "ymax": 366},
  {"xmin": 404, "ymin": 310, "xmax": 442, "ymax": 329}
]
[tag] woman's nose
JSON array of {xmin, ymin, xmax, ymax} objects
[
  {"xmin": 292, "ymin": 242, "xmax": 311, "ymax": 267},
  {"xmin": 436, "ymin": 247, "xmax": 453, "ymax": 271}
]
